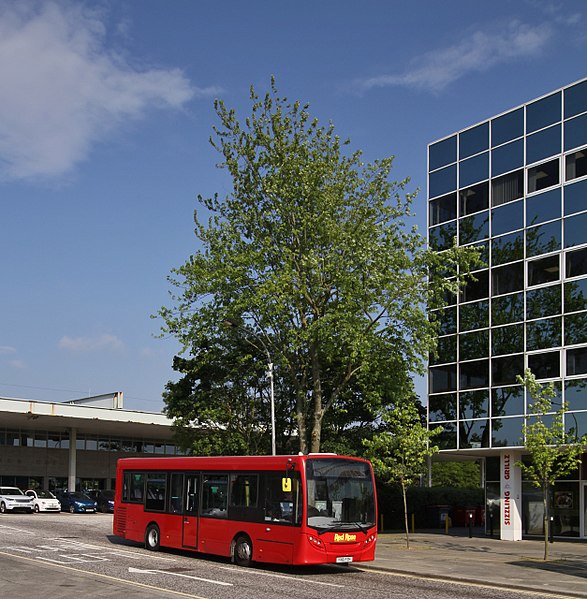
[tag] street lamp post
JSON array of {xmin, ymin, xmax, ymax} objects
[{"xmin": 224, "ymin": 320, "xmax": 276, "ymax": 456}]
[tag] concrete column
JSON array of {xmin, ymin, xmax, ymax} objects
[
  {"xmin": 500, "ymin": 450, "xmax": 522, "ymax": 541},
  {"xmin": 68, "ymin": 428, "xmax": 77, "ymax": 491}
]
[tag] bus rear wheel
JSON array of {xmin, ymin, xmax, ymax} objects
[
  {"xmin": 145, "ymin": 523, "xmax": 160, "ymax": 551},
  {"xmin": 233, "ymin": 535, "xmax": 253, "ymax": 567}
]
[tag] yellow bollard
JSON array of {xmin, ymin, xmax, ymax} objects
[
  {"xmin": 411, "ymin": 513, "xmax": 415, "ymax": 534},
  {"xmin": 445, "ymin": 513, "xmax": 449, "ymax": 534}
]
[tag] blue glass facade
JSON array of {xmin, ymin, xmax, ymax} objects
[{"xmin": 428, "ymin": 78, "xmax": 587, "ymax": 453}]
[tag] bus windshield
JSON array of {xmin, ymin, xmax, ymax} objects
[{"xmin": 305, "ymin": 458, "xmax": 375, "ymax": 533}]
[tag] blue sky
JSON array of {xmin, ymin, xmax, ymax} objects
[{"xmin": 1, "ymin": 0, "xmax": 586, "ymax": 412}]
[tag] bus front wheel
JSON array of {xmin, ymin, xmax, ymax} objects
[
  {"xmin": 233, "ymin": 535, "xmax": 253, "ymax": 567},
  {"xmin": 145, "ymin": 523, "xmax": 160, "ymax": 551}
]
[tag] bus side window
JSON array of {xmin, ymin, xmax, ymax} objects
[{"xmin": 169, "ymin": 473, "xmax": 183, "ymax": 514}]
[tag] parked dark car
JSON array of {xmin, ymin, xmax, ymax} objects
[
  {"xmin": 55, "ymin": 490, "xmax": 97, "ymax": 513},
  {"xmin": 95, "ymin": 489, "xmax": 115, "ymax": 513}
]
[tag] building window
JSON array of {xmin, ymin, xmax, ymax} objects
[
  {"xmin": 526, "ymin": 284, "xmax": 561, "ymax": 319},
  {"xmin": 492, "ymin": 262, "xmax": 524, "ymax": 296},
  {"xmin": 429, "ymin": 192, "xmax": 457, "ymax": 225},
  {"xmin": 430, "ymin": 335, "xmax": 457, "ymax": 365},
  {"xmin": 528, "ymin": 158, "xmax": 560, "ymax": 194},
  {"xmin": 459, "ymin": 299, "xmax": 489, "ymax": 331},
  {"xmin": 566, "ymin": 247, "xmax": 587, "ymax": 279},
  {"xmin": 491, "ymin": 417, "xmax": 524, "ymax": 447},
  {"xmin": 526, "ymin": 317, "xmax": 562, "ymax": 351},
  {"xmin": 528, "ymin": 255, "xmax": 560, "ymax": 286},
  {"xmin": 429, "ymin": 164, "xmax": 457, "ymax": 198},
  {"xmin": 492, "ymin": 200, "xmax": 524, "ymax": 236},
  {"xmin": 564, "ymin": 278, "xmax": 587, "ymax": 312},
  {"xmin": 492, "ymin": 386, "xmax": 524, "ymax": 417},
  {"xmin": 566, "ymin": 348, "xmax": 587, "ymax": 377},
  {"xmin": 492, "ymin": 354, "xmax": 524, "ymax": 386},
  {"xmin": 459, "ymin": 211, "xmax": 489, "ymax": 244},
  {"xmin": 492, "ymin": 139, "xmax": 524, "ymax": 177},
  {"xmin": 460, "ymin": 122, "xmax": 489, "ymax": 159},
  {"xmin": 565, "ymin": 149, "xmax": 587, "ymax": 181},
  {"xmin": 526, "ymin": 124, "xmax": 561, "ymax": 165},
  {"xmin": 564, "ymin": 114, "xmax": 587, "ymax": 152},
  {"xmin": 459, "ymin": 329, "xmax": 489, "ymax": 361},
  {"xmin": 491, "ymin": 292, "xmax": 524, "ymax": 325},
  {"xmin": 526, "ymin": 220, "xmax": 561, "ymax": 258},
  {"xmin": 429, "ymin": 135, "xmax": 457, "ymax": 171},
  {"xmin": 528, "ymin": 350, "xmax": 560, "ymax": 379},
  {"xmin": 492, "ymin": 323, "xmax": 524, "ymax": 356},
  {"xmin": 430, "ymin": 364, "xmax": 457, "ymax": 393},
  {"xmin": 429, "ymin": 221, "xmax": 456, "ymax": 251},
  {"xmin": 491, "ymin": 170, "xmax": 524, "ymax": 206},
  {"xmin": 459, "ymin": 181, "xmax": 489, "ymax": 216},
  {"xmin": 564, "ymin": 212, "xmax": 587, "ymax": 248},
  {"xmin": 492, "ymin": 231, "xmax": 524, "ymax": 266},
  {"xmin": 459, "ymin": 389, "xmax": 489, "ymax": 419},
  {"xmin": 564, "ymin": 178, "xmax": 587, "ymax": 216},
  {"xmin": 428, "ymin": 393, "xmax": 457, "ymax": 422},
  {"xmin": 460, "ymin": 152, "xmax": 489, "ymax": 187},
  {"xmin": 459, "ymin": 419, "xmax": 489, "ymax": 449},
  {"xmin": 430, "ymin": 422, "xmax": 457, "ymax": 450},
  {"xmin": 492, "ymin": 108, "xmax": 523, "ymax": 147},
  {"xmin": 564, "ymin": 378, "xmax": 587, "ymax": 409},
  {"xmin": 459, "ymin": 359, "xmax": 489, "ymax": 389},
  {"xmin": 565, "ymin": 312, "xmax": 587, "ymax": 345},
  {"xmin": 527, "ymin": 187, "xmax": 561, "ymax": 226},
  {"xmin": 461, "ymin": 270, "xmax": 489, "ymax": 302},
  {"xmin": 526, "ymin": 91, "xmax": 561, "ymax": 134},
  {"xmin": 564, "ymin": 79, "xmax": 587, "ymax": 119}
]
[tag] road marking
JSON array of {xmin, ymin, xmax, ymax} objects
[
  {"xmin": 129, "ymin": 567, "xmax": 233, "ymax": 586},
  {"xmin": 0, "ymin": 524, "xmax": 36, "ymax": 535},
  {"xmin": 0, "ymin": 550, "xmax": 208, "ymax": 599},
  {"xmin": 213, "ymin": 564, "xmax": 345, "ymax": 588}
]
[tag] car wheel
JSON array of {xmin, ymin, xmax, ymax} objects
[
  {"xmin": 233, "ymin": 535, "xmax": 253, "ymax": 567},
  {"xmin": 69, "ymin": 505, "xmax": 75, "ymax": 514},
  {"xmin": 34, "ymin": 504, "xmax": 40, "ymax": 513},
  {"xmin": 0, "ymin": 502, "xmax": 6, "ymax": 514},
  {"xmin": 145, "ymin": 523, "xmax": 160, "ymax": 551}
]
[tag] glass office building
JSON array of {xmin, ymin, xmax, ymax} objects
[{"xmin": 427, "ymin": 77, "xmax": 587, "ymax": 540}]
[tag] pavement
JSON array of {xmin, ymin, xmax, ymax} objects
[{"xmin": 361, "ymin": 528, "xmax": 587, "ymax": 598}]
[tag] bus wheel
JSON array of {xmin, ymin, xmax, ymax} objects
[
  {"xmin": 145, "ymin": 524, "xmax": 160, "ymax": 551},
  {"xmin": 233, "ymin": 535, "xmax": 253, "ymax": 567}
]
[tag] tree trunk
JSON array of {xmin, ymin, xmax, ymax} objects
[
  {"xmin": 309, "ymin": 345, "xmax": 323, "ymax": 454},
  {"xmin": 296, "ymin": 388, "xmax": 308, "ymax": 455},
  {"xmin": 401, "ymin": 480, "xmax": 410, "ymax": 550},
  {"xmin": 543, "ymin": 481, "xmax": 549, "ymax": 561}
]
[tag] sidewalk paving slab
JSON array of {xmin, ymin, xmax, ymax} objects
[{"xmin": 359, "ymin": 529, "xmax": 587, "ymax": 598}]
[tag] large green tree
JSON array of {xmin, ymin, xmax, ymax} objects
[
  {"xmin": 517, "ymin": 369, "xmax": 587, "ymax": 560},
  {"xmin": 158, "ymin": 80, "xmax": 478, "ymax": 454}
]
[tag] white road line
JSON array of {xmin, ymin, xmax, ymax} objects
[
  {"xmin": 213, "ymin": 564, "xmax": 345, "ymax": 588},
  {"xmin": 129, "ymin": 567, "xmax": 233, "ymax": 586},
  {"xmin": 0, "ymin": 524, "xmax": 36, "ymax": 535}
]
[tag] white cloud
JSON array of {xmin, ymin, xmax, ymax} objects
[
  {"xmin": 8, "ymin": 359, "xmax": 25, "ymax": 369},
  {"xmin": 0, "ymin": 346, "xmax": 17, "ymax": 354},
  {"xmin": 0, "ymin": 1, "xmax": 218, "ymax": 181},
  {"xmin": 59, "ymin": 333, "xmax": 124, "ymax": 352},
  {"xmin": 354, "ymin": 21, "xmax": 553, "ymax": 94}
]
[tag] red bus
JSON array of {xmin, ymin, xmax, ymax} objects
[{"xmin": 113, "ymin": 453, "xmax": 377, "ymax": 567}]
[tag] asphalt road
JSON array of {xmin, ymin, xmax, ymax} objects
[{"xmin": 0, "ymin": 513, "xmax": 560, "ymax": 599}]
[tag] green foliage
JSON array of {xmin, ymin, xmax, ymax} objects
[
  {"xmin": 431, "ymin": 461, "xmax": 481, "ymax": 489},
  {"xmin": 517, "ymin": 369, "xmax": 587, "ymax": 559},
  {"xmin": 364, "ymin": 401, "xmax": 441, "ymax": 548},
  {"xmin": 158, "ymin": 79, "xmax": 480, "ymax": 453}
]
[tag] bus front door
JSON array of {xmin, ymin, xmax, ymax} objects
[{"xmin": 182, "ymin": 474, "xmax": 199, "ymax": 549}]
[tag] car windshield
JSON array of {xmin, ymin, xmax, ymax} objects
[
  {"xmin": 37, "ymin": 490, "xmax": 56, "ymax": 499},
  {"xmin": 70, "ymin": 492, "xmax": 90, "ymax": 500},
  {"xmin": 305, "ymin": 458, "xmax": 376, "ymax": 532},
  {"xmin": 1, "ymin": 488, "xmax": 24, "ymax": 495}
]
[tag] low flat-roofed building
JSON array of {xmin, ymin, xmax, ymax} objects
[{"xmin": 0, "ymin": 393, "xmax": 179, "ymax": 492}]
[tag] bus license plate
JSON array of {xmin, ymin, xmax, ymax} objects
[{"xmin": 336, "ymin": 556, "xmax": 353, "ymax": 564}]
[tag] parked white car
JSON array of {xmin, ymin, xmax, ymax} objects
[
  {"xmin": 25, "ymin": 489, "xmax": 61, "ymax": 513},
  {"xmin": 0, "ymin": 486, "xmax": 34, "ymax": 513}
]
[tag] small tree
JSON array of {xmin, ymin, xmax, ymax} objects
[
  {"xmin": 363, "ymin": 401, "xmax": 440, "ymax": 549},
  {"xmin": 517, "ymin": 369, "xmax": 587, "ymax": 560}
]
